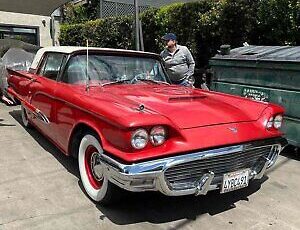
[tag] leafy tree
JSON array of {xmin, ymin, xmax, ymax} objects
[
  {"xmin": 254, "ymin": 0, "xmax": 300, "ymax": 45},
  {"xmin": 62, "ymin": 0, "xmax": 100, "ymax": 24}
]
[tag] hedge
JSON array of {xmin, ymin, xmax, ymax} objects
[{"xmin": 60, "ymin": 0, "xmax": 300, "ymax": 68}]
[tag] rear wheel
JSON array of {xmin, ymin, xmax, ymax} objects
[
  {"xmin": 78, "ymin": 132, "xmax": 121, "ymax": 204},
  {"xmin": 21, "ymin": 105, "xmax": 32, "ymax": 128}
]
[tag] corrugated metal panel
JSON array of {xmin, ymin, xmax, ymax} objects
[{"xmin": 262, "ymin": 46, "xmax": 300, "ymax": 61}]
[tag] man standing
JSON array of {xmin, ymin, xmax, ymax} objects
[{"xmin": 160, "ymin": 33, "xmax": 195, "ymax": 87}]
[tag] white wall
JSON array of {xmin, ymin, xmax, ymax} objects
[{"xmin": 0, "ymin": 11, "xmax": 52, "ymax": 46}]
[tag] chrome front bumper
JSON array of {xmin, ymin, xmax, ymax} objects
[{"xmin": 100, "ymin": 137, "xmax": 287, "ymax": 196}]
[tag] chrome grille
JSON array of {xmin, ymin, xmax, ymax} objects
[{"xmin": 164, "ymin": 145, "xmax": 273, "ymax": 188}]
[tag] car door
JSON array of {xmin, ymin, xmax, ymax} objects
[
  {"xmin": 53, "ymin": 54, "xmax": 115, "ymax": 151},
  {"xmin": 29, "ymin": 52, "xmax": 66, "ymax": 142},
  {"xmin": 53, "ymin": 54, "xmax": 87, "ymax": 151}
]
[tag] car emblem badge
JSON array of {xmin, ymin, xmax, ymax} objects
[
  {"xmin": 228, "ymin": 127, "xmax": 238, "ymax": 133},
  {"xmin": 137, "ymin": 104, "xmax": 145, "ymax": 111}
]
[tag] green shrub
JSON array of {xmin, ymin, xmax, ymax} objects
[
  {"xmin": 60, "ymin": 16, "xmax": 134, "ymax": 49},
  {"xmin": 60, "ymin": 24, "xmax": 85, "ymax": 46}
]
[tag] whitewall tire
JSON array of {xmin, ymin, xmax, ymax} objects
[{"xmin": 78, "ymin": 133, "xmax": 120, "ymax": 204}]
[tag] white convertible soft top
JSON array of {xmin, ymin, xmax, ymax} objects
[{"xmin": 30, "ymin": 46, "xmax": 158, "ymax": 70}]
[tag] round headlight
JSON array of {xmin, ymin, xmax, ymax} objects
[
  {"xmin": 266, "ymin": 117, "xmax": 274, "ymax": 129},
  {"xmin": 131, "ymin": 129, "xmax": 149, "ymax": 149},
  {"xmin": 273, "ymin": 114, "xmax": 283, "ymax": 129},
  {"xmin": 150, "ymin": 126, "xmax": 166, "ymax": 146}
]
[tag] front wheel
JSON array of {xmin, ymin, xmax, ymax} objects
[{"xmin": 78, "ymin": 132, "xmax": 121, "ymax": 204}]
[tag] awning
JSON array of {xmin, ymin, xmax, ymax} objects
[
  {"xmin": 0, "ymin": 0, "xmax": 70, "ymax": 16},
  {"xmin": 0, "ymin": 0, "xmax": 197, "ymax": 16}
]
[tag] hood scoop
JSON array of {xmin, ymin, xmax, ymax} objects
[{"xmin": 168, "ymin": 95, "xmax": 206, "ymax": 102}]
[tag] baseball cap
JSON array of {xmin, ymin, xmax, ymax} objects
[{"xmin": 161, "ymin": 33, "xmax": 177, "ymax": 41}]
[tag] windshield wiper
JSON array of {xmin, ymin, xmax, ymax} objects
[
  {"xmin": 101, "ymin": 78, "xmax": 170, "ymax": 86},
  {"xmin": 136, "ymin": 78, "xmax": 170, "ymax": 85},
  {"xmin": 101, "ymin": 79, "xmax": 131, "ymax": 86}
]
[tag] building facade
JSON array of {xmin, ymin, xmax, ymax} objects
[{"xmin": 0, "ymin": 11, "xmax": 60, "ymax": 47}]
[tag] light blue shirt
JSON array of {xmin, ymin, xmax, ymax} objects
[{"xmin": 160, "ymin": 45, "xmax": 195, "ymax": 82}]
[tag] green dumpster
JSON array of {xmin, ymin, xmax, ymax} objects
[{"xmin": 210, "ymin": 45, "xmax": 300, "ymax": 147}]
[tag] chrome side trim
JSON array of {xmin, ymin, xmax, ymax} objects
[{"xmin": 100, "ymin": 137, "xmax": 287, "ymax": 196}]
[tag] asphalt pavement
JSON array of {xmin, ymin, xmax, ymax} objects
[{"xmin": 0, "ymin": 103, "xmax": 299, "ymax": 230}]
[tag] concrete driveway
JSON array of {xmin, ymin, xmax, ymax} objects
[{"xmin": 0, "ymin": 103, "xmax": 299, "ymax": 230}]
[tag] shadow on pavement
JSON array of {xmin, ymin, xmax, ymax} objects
[
  {"xmin": 0, "ymin": 118, "xmax": 16, "ymax": 127},
  {"xmin": 264, "ymin": 144, "xmax": 299, "ymax": 177},
  {"xmin": 280, "ymin": 145, "xmax": 300, "ymax": 161},
  {"xmin": 97, "ymin": 177, "xmax": 267, "ymax": 225},
  {"xmin": 9, "ymin": 109, "xmax": 80, "ymax": 179}
]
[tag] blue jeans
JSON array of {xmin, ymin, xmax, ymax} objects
[{"xmin": 179, "ymin": 76, "xmax": 195, "ymax": 87}]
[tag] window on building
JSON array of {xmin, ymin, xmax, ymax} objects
[{"xmin": 0, "ymin": 25, "xmax": 39, "ymax": 45}]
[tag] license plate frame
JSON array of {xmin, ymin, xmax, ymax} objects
[{"xmin": 221, "ymin": 169, "xmax": 250, "ymax": 193}]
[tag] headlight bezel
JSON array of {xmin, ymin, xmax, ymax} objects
[
  {"xmin": 273, "ymin": 114, "xmax": 283, "ymax": 129},
  {"xmin": 150, "ymin": 126, "xmax": 167, "ymax": 146},
  {"xmin": 265, "ymin": 114, "xmax": 283, "ymax": 130},
  {"xmin": 130, "ymin": 126, "xmax": 168, "ymax": 150},
  {"xmin": 131, "ymin": 128, "xmax": 149, "ymax": 149},
  {"xmin": 266, "ymin": 116, "xmax": 274, "ymax": 130}
]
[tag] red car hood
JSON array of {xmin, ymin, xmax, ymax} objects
[{"xmin": 94, "ymin": 85, "xmax": 268, "ymax": 129}]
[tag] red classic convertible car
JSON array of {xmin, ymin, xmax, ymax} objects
[{"xmin": 7, "ymin": 47, "xmax": 287, "ymax": 204}]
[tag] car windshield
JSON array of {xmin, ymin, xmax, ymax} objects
[{"xmin": 62, "ymin": 53, "xmax": 169, "ymax": 85}]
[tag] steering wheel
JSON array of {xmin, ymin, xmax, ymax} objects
[{"xmin": 130, "ymin": 73, "xmax": 146, "ymax": 84}]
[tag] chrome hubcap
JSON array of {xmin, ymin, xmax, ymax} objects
[{"xmin": 90, "ymin": 152, "xmax": 103, "ymax": 181}]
